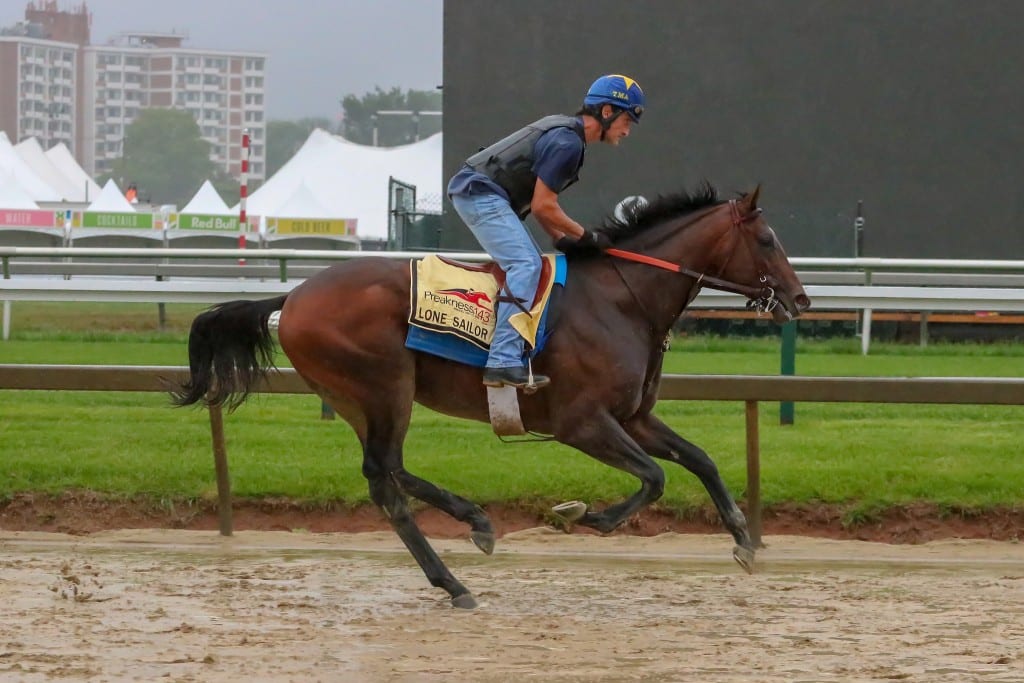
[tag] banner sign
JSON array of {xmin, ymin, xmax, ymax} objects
[
  {"xmin": 267, "ymin": 217, "xmax": 357, "ymax": 236},
  {"xmin": 81, "ymin": 211, "xmax": 153, "ymax": 229},
  {"xmin": 0, "ymin": 209, "xmax": 64, "ymax": 228},
  {"xmin": 175, "ymin": 214, "xmax": 258, "ymax": 232}
]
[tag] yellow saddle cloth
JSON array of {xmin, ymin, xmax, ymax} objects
[{"xmin": 409, "ymin": 254, "xmax": 557, "ymax": 350}]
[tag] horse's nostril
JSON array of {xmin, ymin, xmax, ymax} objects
[{"xmin": 796, "ymin": 294, "xmax": 811, "ymax": 311}]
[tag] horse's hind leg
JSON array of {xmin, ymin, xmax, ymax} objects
[
  {"xmin": 360, "ymin": 413, "xmax": 478, "ymax": 609},
  {"xmin": 391, "ymin": 471, "xmax": 496, "ymax": 555},
  {"xmin": 624, "ymin": 413, "xmax": 757, "ymax": 572}
]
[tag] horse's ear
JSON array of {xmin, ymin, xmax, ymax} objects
[{"xmin": 743, "ymin": 184, "xmax": 761, "ymax": 212}]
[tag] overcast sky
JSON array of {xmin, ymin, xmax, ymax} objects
[{"xmin": 2, "ymin": 0, "xmax": 442, "ymax": 121}]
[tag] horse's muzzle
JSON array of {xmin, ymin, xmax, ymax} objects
[{"xmin": 771, "ymin": 292, "xmax": 811, "ymax": 324}]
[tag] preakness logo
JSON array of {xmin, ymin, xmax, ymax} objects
[
  {"xmin": 423, "ymin": 288, "xmax": 493, "ymax": 324},
  {"xmin": 437, "ymin": 288, "xmax": 491, "ymax": 307}
]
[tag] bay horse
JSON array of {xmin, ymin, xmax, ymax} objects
[{"xmin": 172, "ymin": 183, "xmax": 810, "ymax": 609}]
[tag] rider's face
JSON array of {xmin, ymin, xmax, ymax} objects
[{"xmin": 604, "ymin": 111, "xmax": 634, "ymax": 146}]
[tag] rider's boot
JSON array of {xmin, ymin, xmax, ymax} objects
[{"xmin": 482, "ymin": 365, "xmax": 550, "ymax": 390}]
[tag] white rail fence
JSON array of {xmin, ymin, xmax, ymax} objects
[{"xmin": 4, "ymin": 248, "xmax": 1024, "ymax": 352}]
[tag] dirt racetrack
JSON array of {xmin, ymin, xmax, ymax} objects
[{"xmin": 2, "ymin": 528, "xmax": 1023, "ymax": 682}]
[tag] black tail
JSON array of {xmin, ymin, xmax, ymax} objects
[{"xmin": 170, "ymin": 295, "xmax": 288, "ymax": 411}]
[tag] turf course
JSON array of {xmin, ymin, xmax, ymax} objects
[{"xmin": 1, "ymin": 302, "xmax": 1022, "ymax": 518}]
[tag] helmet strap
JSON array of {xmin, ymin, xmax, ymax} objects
[{"xmin": 599, "ymin": 108, "xmax": 624, "ymax": 141}]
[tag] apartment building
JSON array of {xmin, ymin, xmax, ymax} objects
[
  {"xmin": 0, "ymin": 3, "xmax": 266, "ymax": 184},
  {"xmin": 0, "ymin": 33, "xmax": 78, "ymax": 153},
  {"xmin": 82, "ymin": 33, "xmax": 267, "ymax": 182}
]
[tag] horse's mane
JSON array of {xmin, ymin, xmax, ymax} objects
[{"xmin": 598, "ymin": 181, "xmax": 723, "ymax": 244}]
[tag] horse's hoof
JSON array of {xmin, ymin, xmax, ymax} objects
[
  {"xmin": 551, "ymin": 500, "xmax": 587, "ymax": 523},
  {"xmin": 451, "ymin": 592, "xmax": 478, "ymax": 609},
  {"xmin": 471, "ymin": 530, "xmax": 495, "ymax": 555},
  {"xmin": 732, "ymin": 545, "xmax": 756, "ymax": 574}
]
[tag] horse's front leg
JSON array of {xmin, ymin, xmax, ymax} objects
[
  {"xmin": 623, "ymin": 413, "xmax": 757, "ymax": 573},
  {"xmin": 554, "ymin": 412, "xmax": 666, "ymax": 534}
]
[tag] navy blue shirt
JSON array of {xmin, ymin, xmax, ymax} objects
[{"xmin": 447, "ymin": 118, "xmax": 585, "ymax": 202}]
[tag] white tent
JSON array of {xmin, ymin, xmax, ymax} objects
[
  {"xmin": 0, "ymin": 132, "xmax": 60, "ymax": 202},
  {"xmin": 14, "ymin": 137, "xmax": 82, "ymax": 201},
  {"xmin": 270, "ymin": 180, "xmax": 334, "ymax": 218},
  {"xmin": 180, "ymin": 179, "xmax": 231, "ymax": 214},
  {"xmin": 45, "ymin": 142, "xmax": 101, "ymax": 202},
  {"xmin": 87, "ymin": 178, "xmax": 136, "ymax": 212},
  {"xmin": 0, "ymin": 171, "xmax": 41, "ymax": 209},
  {"xmin": 242, "ymin": 129, "xmax": 442, "ymax": 239}
]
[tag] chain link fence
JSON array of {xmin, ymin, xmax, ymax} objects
[{"xmin": 387, "ymin": 178, "xmax": 445, "ymax": 251}]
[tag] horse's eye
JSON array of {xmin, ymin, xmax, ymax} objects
[{"xmin": 756, "ymin": 230, "xmax": 774, "ymax": 248}]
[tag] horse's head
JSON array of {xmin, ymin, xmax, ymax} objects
[
  {"xmin": 597, "ymin": 183, "xmax": 809, "ymax": 324},
  {"xmin": 695, "ymin": 186, "xmax": 810, "ymax": 323}
]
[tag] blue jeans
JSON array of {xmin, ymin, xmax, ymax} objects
[{"xmin": 451, "ymin": 191, "xmax": 542, "ymax": 369}]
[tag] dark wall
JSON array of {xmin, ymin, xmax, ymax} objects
[{"xmin": 442, "ymin": 0, "xmax": 1024, "ymax": 257}]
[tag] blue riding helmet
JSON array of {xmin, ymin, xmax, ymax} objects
[{"xmin": 583, "ymin": 74, "xmax": 645, "ymax": 122}]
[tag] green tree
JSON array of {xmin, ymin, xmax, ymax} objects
[
  {"xmin": 266, "ymin": 117, "xmax": 332, "ymax": 178},
  {"xmin": 340, "ymin": 87, "xmax": 442, "ymax": 146},
  {"xmin": 106, "ymin": 109, "xmax": 216, "ymax": 207}
]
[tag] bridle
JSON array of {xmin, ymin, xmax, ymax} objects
[{"xmin": 604, "ymin": 199, "xmax": 780, "ymax": 315}]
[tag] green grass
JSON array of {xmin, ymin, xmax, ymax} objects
[{"xmin": 1, "ymin": 303, "xmax": 1023, "ymax": 512}]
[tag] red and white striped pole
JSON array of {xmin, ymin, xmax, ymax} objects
[{"xmin": 238, "ymin": 128, "xmax": 251, "ymax": 265}]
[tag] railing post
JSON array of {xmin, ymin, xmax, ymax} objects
[
  {"xmin": 745, "ymin": 400, "xmax": 763, "ymax": 547},
  {"xmin": 1, "ymin": 255, "xmax": 8, "ymax": 341},
  {"xmin": 861, "ymin": 308, "xmax": 873, "ymax": 355},
  {"xmin": 207, "ymin": 402, "xmax": 233, "ymax": 536},
  {"xmin": 779, "ymin": 321, "xmax": 796, "ymax": 425}
]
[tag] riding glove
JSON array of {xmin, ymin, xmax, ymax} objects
[{"xmin": 555, "ymin": 230, "xmax": 612, "ymax": 255}]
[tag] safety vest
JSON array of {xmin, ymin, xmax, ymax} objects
[{"xmin": 465, "ymin": 115, "xmax": 585, "ymax": 219}]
